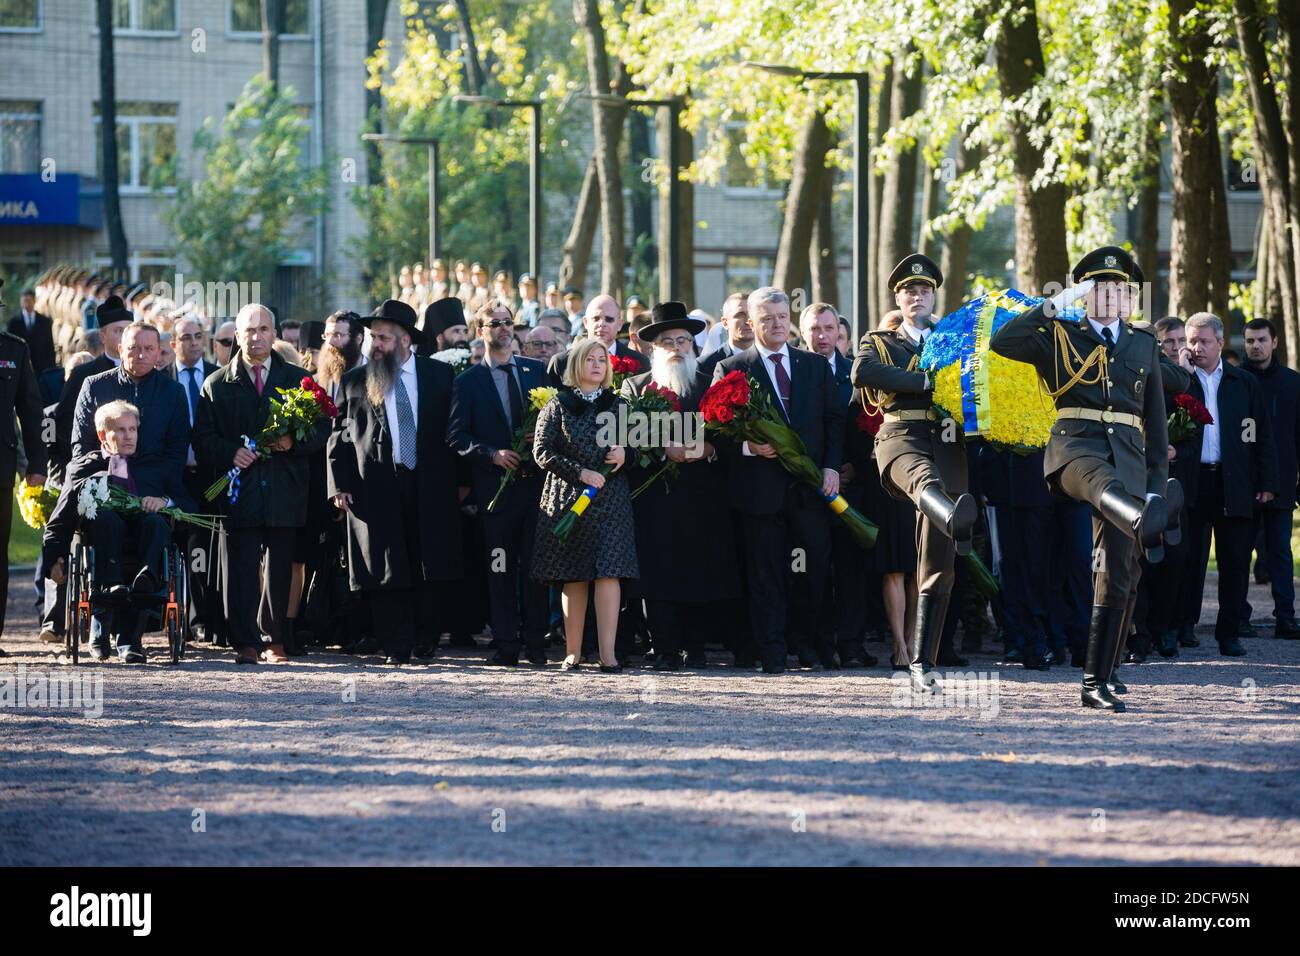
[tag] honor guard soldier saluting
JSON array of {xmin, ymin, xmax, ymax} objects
[
  {"xmin": 853, "ymin": 254, "xmax": 976, "ymax": 694},
  {"xmin": 991, "ymin": 246, "xmax": 1178, "ymax": 713}
]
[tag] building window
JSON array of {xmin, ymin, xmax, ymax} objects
[
  {"xmin": 724, "ymin": 254, "xmax": 773, "ymax": 296},
  {"xmin": 723, "ymin": 123, "xmax": 775, "ymax": 194},
  {"xmin": 0, "ymin": 100, "xmax": 41, "ymax": 173},
  {"xmin": 230, "ymin": 0, "xmax": 309, "ymax": 36},
  {"xmin": 0, "ymin": 0, "xmax": 41, "ymax": 31},
  {"xmin": 105, "ymin": 0, "xmax": 177, "ymax": 33},
  {"xmin": 93, "ymin": 101, "xmax": 177, "ymax": 191}
]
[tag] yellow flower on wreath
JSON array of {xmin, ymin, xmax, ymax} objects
[{"xmin": 932, "ymin": 358, "xmax": 1057, "ymax": 450}]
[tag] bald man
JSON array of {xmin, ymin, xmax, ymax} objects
[{"xmin": 545, "ymin": 294, "xmax": 649, "ymax": 387}]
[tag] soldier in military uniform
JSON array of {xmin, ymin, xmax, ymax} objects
[
  {"xmin": 852, "ymin": 254, "xmax": 976, "ymax": 693},
  {"xmin": 991, "ymin": 246, "xmax": 1175, "ymax": 712},
  {"xmin": 0, "ymin": 279, "xmax": 51, "ymax": 656}
]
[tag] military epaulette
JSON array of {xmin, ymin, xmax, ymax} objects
[{"xmin": 1128, "ymin": 324, "xmax": 1156, "ymax": 340}]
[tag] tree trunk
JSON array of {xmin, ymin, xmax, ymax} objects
[
  {"xmin": 575, "ymin": 0, "xmax": 626, "ymax": 299},
  {"xmin": 1134, "ymin": 109, "xmax": 1162, "ymax": 313},
  {"xmin": 876, "ymin": 48, "xmax": 922, "ymax": 317},
  {"xmin": 917, "ymin": 161, "xmax": 942, "ymax": 259},
  {"xmin": 940, "ymin": 141, "xmax": 981, "ymax": 316},
  {"xmin": 1168, "ymin": 0, "xmax": 1231, "ymax": 320},
  {"xmin": 453, "ymin": 0, "xmax": 486, "ymax": 95},
  {"xmin": 656, "ymin": 108, "xmax": 695, "ymax": 307},
  {"xmin": 774, "ymin": 107, "xmax": 831, "ymax": 298},
  {"xmin": 629, "ymin": 110, "xmax": 655, "ymax": 285},
  {"xmin": 561, "ymin": 155, "xmax": 600, "ymax": 291},
  {"xmin": 1234, "ymin": 0, "xmax": 1299, "ymax": 367},
  {"xmin": 96, "ymin": 0, "xmax": 128, "ymax": 277},
  {"xmin": 994, "ymin": 0, "xmax": 1069, "ymax": 294},
  {"xmin": 809, "ymin": 153, "xmax": 838, "ymax": 307},
  {"xmin": 364, "ymin": 0, "xmax": 390, "ymax": 188},
  {"xmin": 867, "ymin": 61, "xmax": 892, "ymax": 325},
  {"xmin": 261, "ymin": 0, "xmax": 282, "ymax": 91}
]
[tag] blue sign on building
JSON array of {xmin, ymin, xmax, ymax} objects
[{"xmin": 0, "ymin": 174, "xmax": 102, "ymax": 229}]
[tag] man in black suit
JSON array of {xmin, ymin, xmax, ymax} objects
[
  {"xmin": 1178, "ymin": 313, "xmax": 1279, "ymax": 656},
  {"xmin": 53, "ymin": 296, "xmax": 132, "ymax": 475},
  {"xmin": 698, "ymin": 292, "xmax": 754, "ymax": 380},
  {"xmin": 1242, "ymin": 318, "xmax": 1300, "ymax": 639},
  {"xmin": 0, "ymin": 289, "xmax": 48, "ymax": 657},
  {"xmin": 165, "ymin": 313, "xmax": 222, "ymax": 643},
  {"xmin": 7, "ymin": 288, "xmax": 56, "ymax": 374},
  {"xmin": 547, "ymin": 294, "xmax": 649, "ymax": 386},
  {"xmin": 799, "ymin": 301, "xmax": 875, "ymax": 667},
  {"xmin": 712, "ymin": 287, "xmax": 845, "ymax": 674},
  {"xmin": 449, "ymin": 301, "xmax": 550, "ymax": 666},
  {"xmin": 327, "ymin": 300, "xmax": 464, "ymax": 665},
  {"xmin": 194, "ymin": 304, "xmax": 330, "ymax": 664}
]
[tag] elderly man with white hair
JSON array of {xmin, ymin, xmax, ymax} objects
[
  {"xmin": 194, "ymin": 304, "xmax": 331, "ymax": 665},
  {"xmin": 712, "ymin": 286, "xmax": 845, "ymax": 674}
]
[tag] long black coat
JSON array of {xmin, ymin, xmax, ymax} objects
[
  {"xmin": 192, "ymin": 352, "xmax": 329, "ymax": 529},
  {"xmin": 621, "ymin": 369, "xmax": 739, "ymax": 602},
  {"xmin": 0, "ymin": 331, "xmax": 47, "ymax": 483},
  {"xmin": 1244, "ymin": 361, "xmax": 1300, "ymax": 511},
  {"xmin": 326, "ymin": 356, "xmax": 463, "ymax": 591},
  {"xmin": 7, "ymin": 312, "xmax": 56, "ymax": 374}
]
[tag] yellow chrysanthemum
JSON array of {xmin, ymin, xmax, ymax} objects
[
  {"xmin": 933, "ymin": 359, "xmax": 1056, "ymax": 450},
  {"xmin": 528, "ymin": 386, "xmax": 558, "ymax": 411}
]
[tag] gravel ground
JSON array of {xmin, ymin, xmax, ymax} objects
[{"xmin": 2, "ymin": 570, "xmax": 1298, "ymax": 866}]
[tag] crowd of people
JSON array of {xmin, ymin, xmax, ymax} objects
[{"xmin": 0, "ymin": 250, "xmax": 1296, "ymax": 710}]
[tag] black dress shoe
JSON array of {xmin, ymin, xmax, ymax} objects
[
  {"xmin": 487, "ymin": 652, "xmax": 519, "ymax": 666},
  {"xmin": 795, "ymin": 648, "xmax": 820, "ymax": 669},
  {"xmin": 1274, "ymin": 618, "xmax": 1300, "ymax": 639},
  {"xmin": 1004, "ymin": 647, "xmax": 1024, "ymax": 663},
  {"xmin": 384, "ymin": 653, "xmax": 412, "ymax": 665},
  {"xmin": 891, "ymin": 662, "xmax": 908, "ymax": 672},
  {"xmin": 527, "ymin": 650, "xmax": 549, "ymax": 666},
  {"xmin": 559, "ymin": 657, "xmax": 582, "ymax": 672},
  {"xmin": 840, "ymin": 652, "xmax": 867, "ymax": 668},
  {"xmin": 1236, "ymin": 621, "xmax": 1255, "ymax": 641},
  {"xmin": 1021, "ymin": 653, "xmax": 1050, "ymax": 671},
  {"xmin": 599, "ymin": 662, "xmax": 623, "ymax": 673},
  {"xmin": 131, "ymin": 568, "xmax": 160, "ymax": 595},
  {"xmin": 653, "ymin": 655, "xmax": 681, "ymax": 671},
  {"xmin": 1158, "ymin": 631, "xmax": 1179, "ymax": 657},
  {"xmin": 937, "ymin": 650, "xmax": 968, "ymax": 667},
  {"xmin": 761, "ymin": 663, "xmax": 786, "ymax": 675},
  {"xmin": 1218, "ymin": 638, "xmax": 1247, "ymax": 657},
  {"xmin": 412, "ymin": 644, "xmax": 438, "ymax": 659},
  {"xmin": 733, "ymin": 655, "xmax": 756, "ymax": 669},
  {"xmin": 449, "ymin": 633, "xmax": 477, "ymax": 648},
  {"xmin": 349, "ymin": 636, "xmax": 383, "ymax": 655},
  {"xmin": 684, "ymin": 651, "xmax": 707, "ymax": 668},
  {"xmin": 89, "ymin": 644, "xmax": 110, "ymax": 661},
  {"xmin": 818, "ymin": 652, "xmax": 842, "ymax": 670},
  {"xmin": 1178, "ymin": 628, "xmax": 1200, "ymax": 648}
]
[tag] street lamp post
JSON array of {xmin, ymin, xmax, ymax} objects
[
  {"xmin": 585, "ymin": 93, "xmax": 686, "ymax": 303},
  {"xmin": 741, "ymin": 63, "xmax": 873, "ymax": 342},
  {"xmin": 363, "ymin": 133, "xmax": 441, "ymax": 269},
  {"xmin": 455, "ymin": 96, "xmax": 544, "ymax": 282}
]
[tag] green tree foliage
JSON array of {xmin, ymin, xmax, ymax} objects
[{"xmin": 160, "ymin": 76, "xmax": 329, "ymax": 292}]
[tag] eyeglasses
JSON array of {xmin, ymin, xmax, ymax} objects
[
  {"xmin": 215, "ymin": 337, "xmax": 234, "ymax": 348},
  {"xmin": 656, "ymin": 335, "xmax": 695, "ymax": 348},
  {"xmin": 486, "ymin": 319, "xmax": 513, "ymax": 329}
]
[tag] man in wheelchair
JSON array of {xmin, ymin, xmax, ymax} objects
[{"xmin": 42, "ymin": 400, "xmax": 196, "ymax": 663}]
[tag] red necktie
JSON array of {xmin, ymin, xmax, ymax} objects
[{"xmin": 253, "ymin": 364, "xmax": 264, "ymax": 396}]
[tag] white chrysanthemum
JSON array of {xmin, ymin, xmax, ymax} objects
[
  {"xmin": 430, "ymin": 348, "xmax": 471, "ymax": 366},
  {"xmin": 76, "ymin": 484, "xmax": 98, "ymax": 520}
]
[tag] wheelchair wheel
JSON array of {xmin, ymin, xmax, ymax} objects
[
  {"xmin": 65, "ymin": 541, "xmax": 92, "ymax": 665},
  {"xmin": 163, "ymin": 544, "xmax": 184, "ymax": 665}
]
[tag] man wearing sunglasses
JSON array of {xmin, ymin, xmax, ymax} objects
[
  {"xmin": 546, "ymin": 293, "xmax": 649, "ymax": 388},
  {"xmin": 212, "ymin": 321, "xmax": 237, "ymax": 365}
]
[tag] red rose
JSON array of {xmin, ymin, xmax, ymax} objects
[
  {"xmin": 856, "ymin": 406, "xmax": 882, "ymax": 436},
  {"xmin": 1174, "ymin": 392, "xmax": 1213, "ymax": 425},
  {"xmin": 611, "ymin": 355, "xmax": 639, "ymax": 375}
]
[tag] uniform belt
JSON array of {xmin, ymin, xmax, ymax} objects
[
  {"xmin": 1055, "ymin": 407, "xmax": 1143, "ymax": 431},
  {"xmin": 882, "ymin": 409, "xmax": 938, "ymax": 423}
]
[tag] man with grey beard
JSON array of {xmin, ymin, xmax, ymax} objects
[
  {"xmin": 327, "ymin": 300, "xmax": 463, "ymax": 665},
  {"xmin": 621, "ymin": 302, "xmax": 740, "ymax": 670}
]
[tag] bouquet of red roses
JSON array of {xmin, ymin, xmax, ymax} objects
[
  {"xmin": 204, "ymin": 376, "xmax": 338, "ymax": 502},
  {"xmin": 1168, "ymin": 392, "xmax": 1213, "ymax": 444},
  {"xmin": 699, "ymin": 370, "xmax": 878, "ymax": 549},
  {"xmin": 856, "ymin": 405, "xmax": 882, "ymax": 438},
  {"xmin": 627, "ymin": 381, "xmax": 684, "ymax": 500},
  {"xmin": 610, "ymin": 353, "xmax": 641, "ymax": 389}
]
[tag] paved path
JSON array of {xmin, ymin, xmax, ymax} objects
[{"xmin": 2, "ymin": 571, "xmax": 1298, "ymax": 865}]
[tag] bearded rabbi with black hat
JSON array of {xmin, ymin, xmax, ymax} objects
[
  {"xmin": 991, "ymin": 245, "xmax": 1179, "ymax": 712},
  {"xmin": 853, "ymin": 253, "xmax": 976, "ymax": 695},
  {"xmin": 621, "ymin": 302, "xmax": 740, "ymax": 670},
  {"xmin": 326, "ymin": 299, "xmax": 464, "ymax": 665}
]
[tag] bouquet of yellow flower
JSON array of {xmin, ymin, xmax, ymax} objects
[
  {"xmin": 486, "ymin": 386, "xmax": 557, "ymax": 513},
  {"xmin": 16, "ymin": 480, "xmax": 61, "ymax": 529}
]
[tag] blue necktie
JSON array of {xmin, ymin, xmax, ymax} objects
[
  {"xmin": 395, "ymin": 374, "xmax": 417, "ymax": 468},
  {"xmin": 184, "ymin": 366, "xmax": 200, "ymax": 423}
]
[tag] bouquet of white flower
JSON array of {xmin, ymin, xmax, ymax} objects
[
  {"xmin": 76, "ymin": 475, "xmax": 222, "ymax": 531},
  {"xmin": 430, "ymin": 347, "xmax": 473, "ymax": 376}
]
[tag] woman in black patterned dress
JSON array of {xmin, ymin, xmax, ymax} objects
[{"xmin": 531, "ymin": 339, "xmax": 638, "ymax": 672}]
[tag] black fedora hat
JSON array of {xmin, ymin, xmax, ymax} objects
[
  {"xmin": 424, "ymin": 297, "xmax": 467, "ymax": 336},
  {"xmin": 95, "ymin": 294, "xmax": 133, "ymax": 327},
  {"xmin": 637, "ymin": 300, "xmax": 705, "ymax": 343},
  {"xmin": 366, "ymin": 299, "xmax": 424, "ymax": 344}
]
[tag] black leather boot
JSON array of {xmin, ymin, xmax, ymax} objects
[
  {"xmin": 283, "ymin": 618, "xmax": 305, "ymax": 657},
  {"xmin": 1107, "ymin": 594, "xmax": 1137, "ymax": 695},
  {"xmin": 1082, "ymin": 605, "xmax": 1125, "ymax": 712},
  {"xmin": 1097, "ymin": 484, "xmax": 1167, "ymax": 563},
  {"xmin": 1163, "ymin": 478, "xmax": 1184, "ymax": 547},
  {"xmin": 909, "ymin": 592, "xmax": 948, "ymax": 694},
  {"xmin": 917, "ymin": 483, "xmax": 978, "ymax": 556}
]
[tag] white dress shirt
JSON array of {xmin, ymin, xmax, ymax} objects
[
  {"xmin": 383, "ymin": 352, "xmax": 419, "ymax": 460},
  {"xmin": 1088, "ymin": 317, "xmax": 1122, "ymax": 343},
  {"xmin": 900, "ymin": 321, "xmax": 929, "ymax": 346},
  {"xmin": 1195, "ymin": 359, "xmax": 1224, "ymax": 464}
]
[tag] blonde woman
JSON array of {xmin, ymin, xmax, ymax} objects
[{"xmin": 530, "ymin": 338, "xmax": 638, "ymax": 672}]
